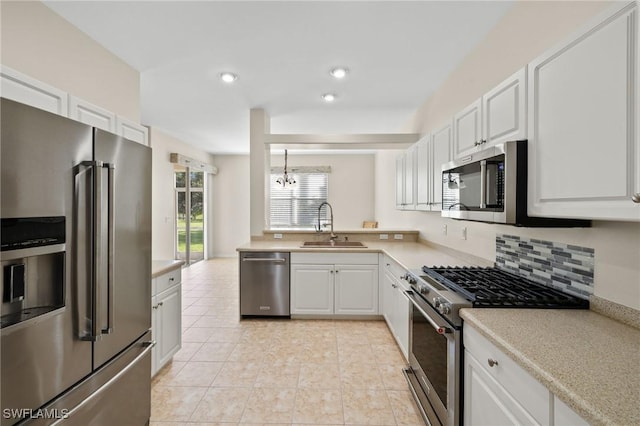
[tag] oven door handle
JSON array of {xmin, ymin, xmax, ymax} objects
[{"xmin": 404, "ymin": 290, "xmax": 452, "ymax": 335}]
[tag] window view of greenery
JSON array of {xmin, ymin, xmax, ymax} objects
[
  {"xmin": 176, "ymin": 171, "xmax": 204, "ymax": 263},
  {"xmin": 270, "ymin": 172, "xmax": 329, "ymax": 229}
]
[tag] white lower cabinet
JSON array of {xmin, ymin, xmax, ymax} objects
[
  {"xmin": 381, "ymin": 256, "xmax": 410, "ymax": 361},
  {"xmin": 553, "ymin": 396, "xmax": 589, "ymax": 426},
  {"xmin": 464, "ymin": 325, "xmax": 588, "ymax": 426},
  {"xmin": 290, "ymin": 264, "xmax": 334, "ymax": 315},
  {"xmin": 151, "ymin": 268, "xmax": 182, "ymax": 377},
  {"xmin": 290, "ymin": 253, "xmax": 378, "ymax": 316}
]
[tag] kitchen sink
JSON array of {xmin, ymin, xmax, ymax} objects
[{"xmin": 301, "ymin": 241, "xmax": 367, "ymax": 248}]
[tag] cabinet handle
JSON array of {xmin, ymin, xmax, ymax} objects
[
  {"xmin": 474, "ymin": 141, "xmax": 480, "ymax": 146},
  {"xmin": 169, "ymin": 277, "xmax": 175, "ymax": 282},
  {"xmin": 158, "ymin": 301, "xmax": 164, "ymax": 307},
  {"xmin": 330, "ymin": 270, "xmax": 334, "ymax": 274},
  {"xmin": 487, "ymin": 358, "xmax": 499, "ymax": 367},
  {"xmin": 481, "ymin": 139, "xmax": 487, "ymax": 145},
  {"xmin": 335, "ymin": 270, "xmax": 339, "ymax": 274},
  {"xmin": 152, "ymin": 304, "xmax": 159, "ymax": 310},
  {"xmin": 632, "ymin": 193, "xmax": 640, "ymax": 203}
]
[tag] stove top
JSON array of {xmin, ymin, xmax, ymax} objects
[{"xmin": 421, "ymin": 266, "xmax": 589, "ymax": 309}]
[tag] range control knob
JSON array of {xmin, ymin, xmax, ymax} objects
[
  {"xmin": 432, "ymin": 297, "xmax": 443, "ymax": 308},
  {"xmin": 419, "ymin": 285, "xmax": 429, "ymax": 295},
  {"xmin": 438, "ymin": 303, "xmax": 452, "ymax": 315},
  {"xmin": 401, "ymin": 273, "xmax": 417, "ymax": 285}
]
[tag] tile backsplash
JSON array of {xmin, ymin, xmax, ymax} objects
[{"xmin": 496, "ymin": 234, "xmax": 594, "ymax": 299}]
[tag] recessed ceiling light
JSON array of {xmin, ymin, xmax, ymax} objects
[
  {"xmin": 330, "ymin": 67, "xmax": 349, "ymax": 79},
  {"xmin": 220, "ymin": 72, "xmax": 238, "ymax": 83},
  {"xmin": 322, "ymin": 93, "xmax": 336, "ymax": 102}
]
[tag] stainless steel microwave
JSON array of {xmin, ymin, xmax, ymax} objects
[{"xmin": 441, "ymin": 140, "xmax": 590, "ymax": 227}]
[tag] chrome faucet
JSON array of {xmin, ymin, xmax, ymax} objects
[{"xmin": 316, "ymin": 202, "xmax": 337, "ymax": 241}]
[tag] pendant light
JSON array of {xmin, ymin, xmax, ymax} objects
[{"xmin": 276, "ymin": 149, "xmax": 296, "ymax": 187}]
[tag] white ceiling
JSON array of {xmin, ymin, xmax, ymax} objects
[{"xmin": 44, "ymin": 1, "xmax": 514, "ymax": 154}]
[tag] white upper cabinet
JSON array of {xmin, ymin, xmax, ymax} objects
[
  {"xmin": 483, "ymin": 67, "xmax": 527, "ymax": 146},
  {"xmin": 415, "ymin": 134, "xmax": 431, "ymax": 210},
  {"xmin": 1, "ymin": 66, "xmax": 67, "ymax": 116},
  {"xmin": 430, "ymin": 123, "xmax": 453, "ymax": 211},
  {"xmin": 117, "ymin": 116, "xmax": 149, "ymax": 146},
  {"xmin": 1, "ymin": 66, "xmax": 150, "ymax": 146},
  {"xmin": 453, "ymin": 98, "xmax": 483, "ymax": 158},
  {"xmin": 69, "ymin": 96, "xmax": 116, "ymax": 133},
  {"xmin": 396, "ymin": 145, "xmax": 416, "ymax": 210},
  {"xmin": 454, "ymin": 68, "xmax": 527, "ymax": 159},
  {"xmin": 528, "ymin": 1, "xmax": 640, "ymax": 221},
  {"xmin": 416, "ymin": 123, "xmax": 453, "ymax": 211}
]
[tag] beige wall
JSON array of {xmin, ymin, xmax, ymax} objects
[
  {"xmin": 212, "ymin": 152, "xmax": 376, "ymax": 257},
  {"xmin": 209, "ymin": 155, "xmax": 251, "ymax": 258},
  {"xmin": 0, "ymin": 1, "xmax": 140, "ymax": 121},
  {"xmin": 376, "ymin": 1, "xmax": 640, "ymax": 309},
  {"xmin": 150, "ymin": 128, "xmax": 216, "ymax": 260},
  {"xmin": 271, "ymin": 152, "xmax": 376, "ymax": 229}
]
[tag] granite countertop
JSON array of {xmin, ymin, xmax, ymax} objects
[
  {"xmin": 151, "ymin": 259, "xmax": 184, "ymax": 278},
  {"xmin": 236, "ymin": 240, "xmax": 492, "ymax": 270},
  {"xmin": 461, "ymin": 308, "xmax": 640, "ymax": 426}
]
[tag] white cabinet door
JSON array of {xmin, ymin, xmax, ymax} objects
[
  {"xmin": 415, "ymin": 135, "xmax": 431, "ymax": 210},
  {"xmin": 453, "ymin": 98, "xmax": 483, "ymax": 158},
  {"xmin": 396, "ymin": 146, "xmax": 416, "ymax": 210},
  {"xmin": 382, "ymin": 271, "xmax": 395, "ymax": 324},
  {"xmin": 483, "ymin": 67, "xmax": 527, "ymax": 146},
  {"xmin": 392, "ymin": 284, "xmax": 410, "ymax": 361},
  {"xmin": 553, "ymin": 396, "xmax": 588, "ymax": 426},
  {"xmin": 396, "ymin": 154, "xmax": 405, "ymax": 209},
  {"xmin": 153, "ymin": 283, "xmax": 182, "ymax": 376},
  {"xmin": 68, "ymin": 96, "xmax": 116, "ymax": 132},
  {"xmin": 430, "ymin": 123, "xmax": 453, "ymax": 211},
  {"xmin": 291, "ymin": 264, "xmax": 334, "ymax": 315},
  {"xmin": 403, "ymin": 145, "xmax": 416, "ymax": 209},
  {"xmin": 464, "ymin": 350, "xmax": 541, "ymax": 426},
  {"xmin": 334, "ymin": 264, "xmax": 379, "ymax": 315},
  {"xmin": 1, "ymin": 66, "xmax": 67, "ymax": 116},
  {"xmin": 528, "ymin": 2, "xmax": 639, "ymax": 221},
  {"xmin": 116, "ymin": 116, "xmax": 149, "ymax": 146}
]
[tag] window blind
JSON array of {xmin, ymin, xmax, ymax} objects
[{"xmin": 270, "ymin": 172, "xmax": 329, "ymax": 228}]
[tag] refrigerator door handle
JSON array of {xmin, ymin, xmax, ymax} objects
[
  {"xmin": 92, "ymin": 160, "xmax": 104, "ymax": 341},
  {"xmin": 103, "ymin": 162, "xmax": 115, "ymax": 334}
]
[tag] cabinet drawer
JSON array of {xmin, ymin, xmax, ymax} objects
[
  {"xmin": 383, "ymin": 256, "xmax": 406, "ymax": 281},
  {"xmin": 291, "ymin": 252, "xmax": 378, "ymax": 265},
  {"xmin": 464, "ymin": 325, "xmax": 548, "ymax": 424},
  {"xmin": 155, "ymin": 268, "xmax": 182, "ymax": 295}
]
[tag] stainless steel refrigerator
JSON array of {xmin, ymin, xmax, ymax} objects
[{"xmin": 1, "ymin": 98, "xmax": 152, "ymax": 425}]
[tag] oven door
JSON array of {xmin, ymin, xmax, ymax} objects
[{"xmin": 404, "ymin": 290, "xmax": 461, "ymax": 426}]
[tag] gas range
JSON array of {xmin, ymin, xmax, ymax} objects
[{"xmin": 406, "ymin": 265, "xmax": 589, "ymax": 327}]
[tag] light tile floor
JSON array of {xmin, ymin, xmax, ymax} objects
[{"xmin": 151, "ymin": 258, "xmax": 423, "ymax": 426}]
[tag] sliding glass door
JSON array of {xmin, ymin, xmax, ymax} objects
[{"xmin": 175, "ymin": 169, "xmax": 205, "ymax": 264}]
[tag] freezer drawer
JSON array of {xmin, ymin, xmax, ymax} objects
[
  {"xmin": 240, "ymin": 252, "xmax": 290, "ymax": 317},
  {"xmin": 14, "ymin": 331, "xmax": 153, "ymax": 426}
]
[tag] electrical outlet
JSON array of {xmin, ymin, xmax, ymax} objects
[
  {"xmin": 394, "ymin": 234, "xmax": 403, "ymax": 240},
  {"xmin": 442, "ymin": 224, "xmax": 447, "ymax": 235},
  {"xmin": 273, "ymin": 233, "xmax": 283, "ymax": 239},
  {"xmin": 461, "ymin": 227, "xmax": 467, "ymax": 240},
  {"xmin": 379, "ymin": 234, "xmax": 389, "ymax": 240}
]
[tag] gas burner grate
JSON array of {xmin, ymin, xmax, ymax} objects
[{"xmin": 421, "ymin": 266, "xmax": 588, "ymax": 309}]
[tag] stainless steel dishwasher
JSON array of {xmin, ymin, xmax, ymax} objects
[{"xmin": 240, "ymin": 251, "xmax": 290, "ymax": 317}]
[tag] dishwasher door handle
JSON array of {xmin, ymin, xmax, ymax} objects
[{"xmin": 242, "ymin": 257, "xmax": 287, "ymax": 263}]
